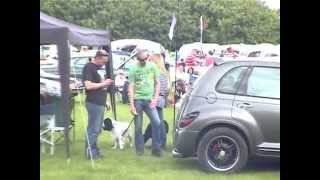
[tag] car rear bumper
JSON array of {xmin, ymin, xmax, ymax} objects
[
  {"xmin": 173, "ymin": 129, "xmax": 199, "ymax": 157},
  {"xmin": 172, "ymin": 148, "xmax": 184, "ymax": 158}
]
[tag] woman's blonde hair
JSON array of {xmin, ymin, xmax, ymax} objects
[
  {"xmin": 149, "ymin": 53, "xmax": 171, "ymax": 89},
  {"xmin": 149, "ymin": 54, "xmax": 166, "ymax": 74}
]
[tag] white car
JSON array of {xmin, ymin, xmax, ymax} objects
[
  {"xmin": 40, "ymin": 69, "xmax": 83, "ymax": 98},
  {"xmin": 40, "ymin": 77, "xmax": 61, "ymax": 97}
]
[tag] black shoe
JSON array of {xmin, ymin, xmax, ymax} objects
[
  {"xmin": 152, "ymin": 149, "xmax": 163, "ymax": 157},
  {"xmin": 94, "ymin": 154, "xmax": 104, "ymax": 159},
  {"xmin": 97, "ymin": 149, "xmax": 104, "ymax": 156},
  {"xmin": 161, "ymin": 144, "xmax": 167, "ymax": 150},
  {"xmin": 90, "ymin": 153, "xmax": 104, "ymax": 159},
  {"xmin": 136, "ymin": 150, "xmax": 144, "ymax": 156},
  {"xmin": 97, "ymin": 153, "xmax": 104, "ymax": 158},
  {"xmin": 86, "ymin": 151, "xmax": 104, "ymax": 160}
]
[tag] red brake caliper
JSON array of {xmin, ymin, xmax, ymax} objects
[{"xmin": 212, "ymin": 143, "xmax": 220, "ymax": 153}]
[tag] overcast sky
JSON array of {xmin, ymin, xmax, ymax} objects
[{"xmin": 261, "ymin": 0, "xmax": 280, "ymax": 10}]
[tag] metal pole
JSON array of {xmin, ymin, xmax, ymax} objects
[
  {"xmin": 200, "ymin": 16, "xmax": 203, "ymax": 44},
  {"xmin": 105, "ymin": 31, "xmax": 117, "ymax": 121},
  {"xmin": 57, "ymin": 29, "xmax": 71, "ymax": 159},
  {"xmin": 173, "ymin": 0, "xmax": 180, "ymax": 128}
]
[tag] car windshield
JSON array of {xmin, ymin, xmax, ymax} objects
[
  {"xmin": 71, "ymin": 52, "xmax": 131, "ymax": 70},
  {"xmin": 73, "ymin": 57, "xmax": 89, "ymax": 66},
  {"xmin": 113, "ymin": 54, "xmax": 128, "ymax": 68}
]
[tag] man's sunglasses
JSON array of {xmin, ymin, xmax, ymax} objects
[
  {"xmin": 137, "ymin": 55, "xmax": 149, "ymax": 61},
  {"xmin": 95, "ymin": 50, "xmax": 109, "ymax": 58},
  {"xmin": 95, "ymin": 54, "xmax": 109, "ymax": 59}
]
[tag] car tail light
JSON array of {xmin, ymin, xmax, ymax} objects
[{"xmin": 179, "ymin": 111, "xmax": 200, "ymax": 128}]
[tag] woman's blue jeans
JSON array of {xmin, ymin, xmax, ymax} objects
[{"xmin": 156, "ymin": 107, "xmax": 167, "ymax": 148}]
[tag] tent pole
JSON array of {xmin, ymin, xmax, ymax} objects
[
  {"xmin": 173, "ymin": 0, "xmax": 180, "ymax": 132},
  {"xmin": 105, "ymin": 31, "xmax": 117, "ymax": 121},
  {"xmin": 57, "ymin": 30, "xmax": 71, "ymax": 160}
]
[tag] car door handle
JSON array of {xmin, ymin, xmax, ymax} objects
[{"xmin": 237, "ymin": 102, "xmax": 253, "ymax": 109}]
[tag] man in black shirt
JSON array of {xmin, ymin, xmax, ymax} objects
[{"xmin": 82, "ymin": 50, "xmax": 113, "ymax": 159}]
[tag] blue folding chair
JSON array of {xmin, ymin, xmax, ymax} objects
[{"xmin": 40, "ymin": 95, "xmax": 76, "ymax": 155}]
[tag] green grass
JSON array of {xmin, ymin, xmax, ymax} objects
[{"xmin": 40, "ymin": 95, "xmax": 279, "ymax": 180}]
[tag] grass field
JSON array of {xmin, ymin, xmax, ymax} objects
[{"xmin": 40, "ymin": 95, "xmax": 279, "ymax": 180}]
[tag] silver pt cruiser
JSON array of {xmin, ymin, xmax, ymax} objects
[{"xmin": 173, "ymin": 59, "xmax": 280, "ymax": 173}]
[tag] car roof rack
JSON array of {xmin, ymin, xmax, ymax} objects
[{"xmin": 215, "ymin": 57, "xmax": 280, "ymax": 66}]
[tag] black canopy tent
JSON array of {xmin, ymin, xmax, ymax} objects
[{"xmin": 40, "ymin": 11, "xmax": 116, "ymax": 159}]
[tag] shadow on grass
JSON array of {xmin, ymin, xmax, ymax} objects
[
  {"xmin": 172, "ymin": 156, "xmax": 279, "ymax": 173},
  {"xmin": 172, "ymin": 158, "xmax": 203, "ymax": 171},
  {"xmin": 242, "ymin": 157, "xmax": 280, "ymax": 172},
  {"xmin": 145, "ymin": 143, "xmax": 279, "ymax": 173}
]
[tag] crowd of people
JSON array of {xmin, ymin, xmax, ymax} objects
[
  {"xmin": 82, "ymin": 49, "xmax": 169, "ymax": 159},
  {"xmin": 174, "ymin": 48, "xmax": 216, "ymax": 102},
  {"xmin": 81, "ymin": 46, "xmax": 250, "ymax": 159},
  {"xmin": 56, "ymin": 43, "xmax": 278, "ymax": 160}
]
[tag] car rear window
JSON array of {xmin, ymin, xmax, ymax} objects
[{"xmin": 216, "ymin": 66, "xmax": 248, "ymax": 94}]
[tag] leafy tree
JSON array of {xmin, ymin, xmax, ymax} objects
[{"xmin": 40, "ymin": 0, "xmax": 280, "ymax": 50}]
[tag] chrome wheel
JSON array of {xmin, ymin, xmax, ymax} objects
[{"xmin": 206, "ymin": 136, "xmax": 240, "ymax": 172}]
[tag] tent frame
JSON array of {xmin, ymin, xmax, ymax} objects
[{"xmin": 40, "ymin": 12, "xmax": 114, "ymax": 159}]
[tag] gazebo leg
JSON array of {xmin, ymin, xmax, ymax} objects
[
  {"xmin": 73, "ymin": 125, "xmax": 75, "ymax": 143},
  {"xmin": 41, "ymin": 143, "xmax": 45, "ymax": 153},
  {"xmin": 50, "ymin": 129, "xmax": 54, "ymax": 155}
]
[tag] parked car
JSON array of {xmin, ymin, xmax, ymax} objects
[
  {"xmin": 40, "ymin": 69, "xmax": 83, "ymax": 105},
  {"xmin": 172, "ymin": 59, "xmax": 280, "ymax": 173},
  {"xmin": 70, "ymin": 50, "xmax": 131, "ymax": 81},
  {"xmin": 69, "ymin": 56, "xmax": 92, "ymax": 79},
  {"xmin": 40, "ymin": 56, "xmax": 59, "ymax": 75},
  {"xmin": 41, "ymin": 51, "xmax": 131, "ymax": 80}
]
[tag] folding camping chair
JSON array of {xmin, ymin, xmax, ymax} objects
[
  {"xmin": 40, "ymin": 103, "xmax": 55, "ymax": 155},
  {"xmin": 40, "ymin": 97, "xmax": 75, "ymax": 155}
]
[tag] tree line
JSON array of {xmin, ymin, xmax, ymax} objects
[{"xmin": 40, "ymin": 0, "xmax": 280, "ymax": 50}]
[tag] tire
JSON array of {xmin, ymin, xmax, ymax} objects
[{"xmin": 197, "ymin": 127, "xmax": 248, "ymax": 173}]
